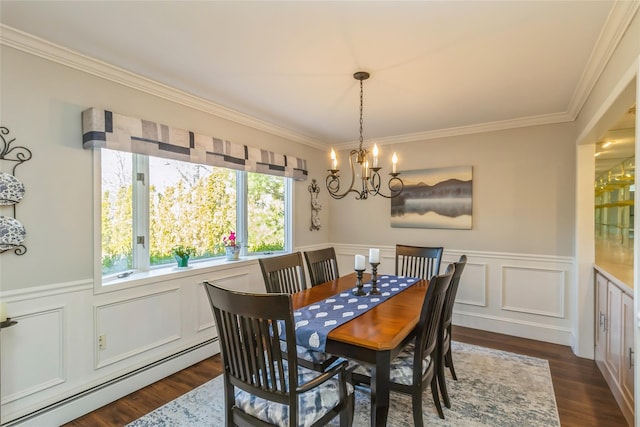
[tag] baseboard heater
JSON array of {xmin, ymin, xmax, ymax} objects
[{"xmin": 3, "ymin": 338, "xmax": 218, "ymax": 427}]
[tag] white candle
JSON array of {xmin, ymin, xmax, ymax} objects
[
  {"xmin": 392, "ymin": 152, "xmax": 398, "ymax": 173},
  {"xmin": 369, "ymin": 248, "xmax": 380, "ymax": 264},
  {"xmin": 355, "ymin": 254, "xmax": 365, "ymax": 270},
  {"xmin": 330, "ymin": 148, "xmax": 337, "ymax": 170},
  {"xmin": 372, "ymin": 144, "xmax": 379, "ymax": 168},
  {"xmin": 0, "ymin": 302, "xmax": 7, "ymax": 322}
]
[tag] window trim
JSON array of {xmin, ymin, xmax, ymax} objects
[{"xmin": 93, "ymin": 149, "xmax": 292, "ymax": 294}]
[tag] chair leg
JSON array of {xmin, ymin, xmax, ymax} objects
[
  {"xmin": 431, "ymin": 375, "xmax": 445, "ymax": 419},
  {"xmin": 412, "ymin": 392, "xmax": 424, "ymax": 427},
  {"xmin": 445, "ymin": 348, "xmax": 458, "ymax": 380},
  {"xmin": 437, "ymin": 354, "xmax": 451, "ymax": 409},
  {"xmin": 340, "ymin": 393, "xmax": 355, "ymax": 427}
]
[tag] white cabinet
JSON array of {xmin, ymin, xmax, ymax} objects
[
  {"xmin": 621, "ymin": 292, "xmax": 634, "ymax": 407},
  {"xmin": 606, "ymin": 282, "xmax": 623, "ymax": 379},
  {"xmin": 595, "ymin": 272, "xmax": 608, "ymax": 365},
  {"xmin": 594, "ymin": 269, "xmax": 634, "ymax": 425}
]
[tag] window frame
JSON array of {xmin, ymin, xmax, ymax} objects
[{"xmin": 93, "ymin": 149, "xmax": 292, "ymax": 294}]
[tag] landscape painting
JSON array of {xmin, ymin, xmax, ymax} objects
[{"xmin": 391, "ymin": 166, "xmax": 472, "ymax": 229}]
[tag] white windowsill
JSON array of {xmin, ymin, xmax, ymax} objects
[{"xmin": 96, "ymin": 253, "xmax": 280, "ymax": 294}]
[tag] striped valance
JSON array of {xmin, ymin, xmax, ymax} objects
[{"xmin": 81, "ymin": 108, "xmax": 308, "ymax": 181}]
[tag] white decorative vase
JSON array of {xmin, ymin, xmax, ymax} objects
[{"xmin": 225, "ymin": 245, "xmax": 240, "ymax": 261}]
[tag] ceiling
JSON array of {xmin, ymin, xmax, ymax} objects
[{"xmin": 0, "ymin": 1, "xmax": 636, "ymax": 149}]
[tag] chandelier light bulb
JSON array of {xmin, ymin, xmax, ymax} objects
[
  {"xmin": 372, "ymin": 144, "xmax": 379, "ymax": 168},
  {"xmin": 392, "ymin": 152, "xmax": 398, "ymax": 174}
]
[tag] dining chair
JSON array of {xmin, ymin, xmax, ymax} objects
[
  {"xmin": 395, "ymin": 244, "xmax": 444, "ymax": 281},
  {"xmin": 259, "ymin": 252, "xmax": 308, "ymax": 294},
  {"xmin": 437, "ymin": 254, "xmax": 468, "ymax": 409},
  {"xmin": 304, "ymin": 247, "xmax": 340, "ymax": 286},
  {"xmin": 349, "ymin": 264, "xmax": 455, "ymax": 425},
  {"xmin": 259, "ymin": 252, "xmax": 339, "ymax": 372},
  {"xmin": 203, "ymin": 281, "xmax": 354, "ymax": 427}
]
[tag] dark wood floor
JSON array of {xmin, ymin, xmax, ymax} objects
[{"xmin": 64, "ymin": 325, "xmax": 629, "ymax": 427}]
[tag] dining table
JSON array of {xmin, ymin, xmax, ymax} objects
[{"xmin": 290, "ymin": 272, "xmax": 430, "ymax": 427}]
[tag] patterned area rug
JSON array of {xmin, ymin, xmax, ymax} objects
[{"xmin": 127, "ymin": 341, "xmax": 560, "ymax": 426}]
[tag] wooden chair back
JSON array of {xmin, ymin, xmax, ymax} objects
[
  {"xmin": 414, "ymin": 264, "xmax": 454, "ymax": 382},
  {"xmin": 395, "ymin": 244, "xmax": 443, "ymax": 280},
  {"xmin": 203, "ymin": 281, "xmax": 354, "ymax": 427},
  {"xmin": 203, "ymin": 282, "xmax": 298, "ymax": 411},
  {"xmin": 259, "ymin": 252, "xmax": 308, "ymax": 294},
  {"xmin": 437, "ymin": 255, "xmax": 467, "ymax": 409},
  {"xmin": 304, "ymin": 247, "xmax": 340, "ymax": 286},
  {"xmin": 441, "ymin": 255, "xmax": 467, "ymax": 332}
]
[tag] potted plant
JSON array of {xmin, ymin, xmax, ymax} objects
[
  {"xmin": 222, "ymin": 231, "xmax": 241, "ymax": 261},
  {"xmin": 172, "ymin": 245, "xmax": 195, "ymax": 268}
]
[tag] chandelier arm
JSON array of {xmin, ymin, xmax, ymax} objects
[
  {"xmin": 367, "ymin": 171, "xmax": 404, "ymax": 199},
  {"xmin": 326, "ymin": 149, "xmax": 361, "ymax": 199}
]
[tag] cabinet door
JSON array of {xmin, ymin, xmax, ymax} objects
[
  {"xmin": 621, "ymin": 292, "xmax": 634, "ymax": 404},
  {"xmin": 595, "ymin": 272, "xmax": 608, "ymax": 365},
  {"xmin": 606, "ymin": 282, "xmax": 622, "ymax": 383}
]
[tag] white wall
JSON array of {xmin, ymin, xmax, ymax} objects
[{"xmin": 329, "ymin": 123, "xmax": 576, "ymax": 255}]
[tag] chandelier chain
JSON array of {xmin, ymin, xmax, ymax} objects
[{"xmin": 359, "ymin": 78, "xmax": 364, "ymax": 149}]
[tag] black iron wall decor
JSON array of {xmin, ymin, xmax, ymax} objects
[
  {"xmin": 0, "ymin": 126, "xmax": 31, "ymax": 255},
  {"xmin": 308, "ymin": 178, "xmax": 321, "ymax": 231}
]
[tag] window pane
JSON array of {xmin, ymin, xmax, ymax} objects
[
  {"xmin": 148, "ymin": 157, "xmax": 236, "ymax": 266},
  {"xmin": 101, "ymin": 149, "xmax": 133, "ymax": 275},
  {"xmin": 247, "ymin": 172, "xmax": 285, "ymax": 253}
]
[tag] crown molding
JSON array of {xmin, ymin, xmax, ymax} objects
[
  {"xmin": 332, "ymin": 111, "xmax": 572, "ymax": 150},
  {"xmin": 567, "ymin": 0, "xmax": 640, "ymax": 120},
  {"xmin": 0, "ymin": 24, "xmax": 327, "ymax": 151}
]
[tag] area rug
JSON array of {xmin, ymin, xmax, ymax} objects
[{"xmin": 127, "ymin": 341, "xmax": 560, "ymax": 426}]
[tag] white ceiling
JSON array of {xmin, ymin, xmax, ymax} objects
[{"xmin": 0, "ymin": 1, "xmax": 636, "ymax": 149}]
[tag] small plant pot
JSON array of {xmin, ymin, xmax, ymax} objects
[
  {"xmin": 225, "ymin": 246, "xmax": 240, "ymax": 261},
  {"xmin": 175, "ymin": 255, "xmax": 189, "ymax": 268}
]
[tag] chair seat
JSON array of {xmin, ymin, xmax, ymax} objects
[
  {"xmin": 235, "ymin": 363, "xmax": 354, "ymax": 427},
  {"xmin": 351, "ymin": 341, "xmax": 430, "ymax": 386},
  {"xmin": 280, "ymin": 341, "xmax": 338, "ymax": 366}
]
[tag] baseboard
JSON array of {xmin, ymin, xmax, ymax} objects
[
  {"xmin": 3, "ymin": 340, "xmax": 219, "ymax": 427},
  {"xmin": 453, "ymin": 311, "xmax": 572, "ymax": 346}
]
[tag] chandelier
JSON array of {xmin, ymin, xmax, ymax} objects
[{"xmin": 326, "ymin": 71, "xmax": 404, "ymax": 200}]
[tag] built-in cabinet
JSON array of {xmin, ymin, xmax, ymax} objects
[{"xmin": 595, "ymin": 269, "xmax": 634, "ymax": 425}]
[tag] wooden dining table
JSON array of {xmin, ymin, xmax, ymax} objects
[{"xmin": 290, "ymin": 272, "xmax": 430, "ymax": 427}]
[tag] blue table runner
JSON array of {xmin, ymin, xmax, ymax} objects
[{"xmin": 282, "ymin": 275, "xmax": 419, "ymax": 352}]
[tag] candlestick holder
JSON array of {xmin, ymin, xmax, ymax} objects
[
  {"xmin": 353, "ymin": 269, "xmax": 367, "ymax": 296},
  {"xmin": 0, "ymin": 318, "xmax": 18, "ymax": 329},
  {"xmin": 369, "ymin": 262, "xmax": 381, "ymax": 295}
]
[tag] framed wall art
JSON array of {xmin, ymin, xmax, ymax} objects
[{"xmin": 391, "ymin": 166, "xmax": 472, "ymax": 229}]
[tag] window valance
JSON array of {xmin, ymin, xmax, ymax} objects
[{"xmin": 81, "ymin": 108, "xmax": 308, "ymax": 181}]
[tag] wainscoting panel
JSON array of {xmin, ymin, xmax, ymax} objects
[
  {"xmin": 0, "ymin": 307, "xmax": 65, "ymax": 405},
  {"xmin": 196, "ymin": 283, "xmax": 216, "ymax": 333},
  {"xmin": 94, "ymin": 289, "xmax": 181, "ymax": 369},
  {"xmin": 501, "ymin": 265, "xmax": 565, "ymax": 318},
  {"xmin": 453, "ymin": 262, "xmax": 487, "ymax": 307}
]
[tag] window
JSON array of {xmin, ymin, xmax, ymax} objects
[{"xmin": 99, "ymin": 149, "xmax": 290, "ymax": 281}]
